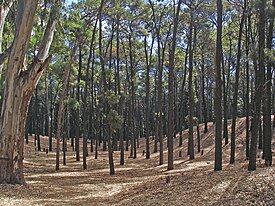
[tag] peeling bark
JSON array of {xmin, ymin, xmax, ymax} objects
[{"xmin": 0, "ymin": 1, "xmax": 60, "ymax": 184}]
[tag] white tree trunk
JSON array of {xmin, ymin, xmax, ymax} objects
[{"xmin": 0, "ymin": 0, "xmax": 59, "ymax": 184}]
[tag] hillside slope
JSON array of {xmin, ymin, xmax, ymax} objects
[{"xmin": 0, "ymin": 117, "xmax": 274, "ymax": 206}]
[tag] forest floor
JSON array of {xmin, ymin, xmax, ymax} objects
[{"xmin": 0, "ymin": 117, "xmax": 275, "ymax": 206}]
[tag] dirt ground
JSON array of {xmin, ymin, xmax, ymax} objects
[{"xmin": 0, "ymin": 117, "xmax": 274, "ymax": 206}]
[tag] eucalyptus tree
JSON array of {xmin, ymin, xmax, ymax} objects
[{"xmin": 0, "ymin": 0, "xmax": 61, "ymax": 184}]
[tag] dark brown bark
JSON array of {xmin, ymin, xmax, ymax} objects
[
  {"xmin": 85, "ymin": 16, "xmax": 98, "ymax": 167},
  {"xmin": 168, "ymin": 0, "xmax": 182, "ymax": 170},
  {"xmin": 159, "ymin": 27, "xmax": 171, "ymax": 163},
  {"xmin": 127, "ymin": 27, "xmax": 137, "ymax": 159},
  {"xmin": 264, "ymin": 0, "xmax": 274, "ymax": 166},
  {"xmin": 115, "ymin": 11, "xmax": 124, "ymax": 166},
  {"xmin": 259, "ymin": 119, "xmax": 263, "ymax": 150},
  {"xmin": 248, "ymin": 0, "xmax": 266, "ymax": 171},
  {"xmin": 201, "ymin": 51, "xmax": 208, "ymax": 134},
  {"xmin": 230, "ymin": 14, "xmax": 244, "ymax": 164},
  {"xmin": 245, "ymin": 0, "xmax": 250, "ymax": 159},
  {"xmin": 108, "ymin": 124, "xmax": 115, "ymax": 175},
  {"xmin": 98, "ymin": 0, "xmax": 107, "ymax": 152},
  {"xmin": 144, "ymin": 35, "xmax": 154, "ymax": 160},
  {"xmin": 187, "ymin": 8, "xmax": 195, "ymax": 160},
  {"xmin": 56, "ymin": 44, "xmax": 77, "ymax": 171},
  {"xmin": 63, "ymin": 104, "xmax": 69, "ymax": 166},
  {"xmin": 149, "ymin": 1, "xmax": 171, "ymax": 160},
  {"xmin": 35, "ymin": 88, "xmax": 41, "ymax": 152},
  {"xmin": 44, "ymin": 69, "xmax": 51, "ymax": 151},
  {"xmin": 149, "ymin": 0, "xmax": 161, "ymax": 155},
  {"xmin": 221, "ymin": 49, "xmax": 228, "ymax": 145},
  {"xmin": 197, "ymin": 125, "xmax": 200, "ymax": 153},
  {"xmin": 75, "ymin": 42, "xmax": 82, "ymax": 162},
  {"xmin": 179, "ymin": 131, "xmax": 183, "ymax": 147},
  {"xmin": 214, "ymin": 0, "xmax": 223, "ymax": 171}
]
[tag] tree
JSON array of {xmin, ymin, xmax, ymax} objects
[
  {"xmin": 187, "ymin": 4, "xmax": 195, "ymax": 160},
  {"xmin": 115, "ymin": 2, "xmax": 124, "ymax": 165},
  {"xmin": 0, "ymin": 0, "xmax": 60, "ymax": 184},
  {"xmin": 105, "ymin": 91, "xmax": 122, "ymax": 175},
  {"xmin": 214, "ymin": 0, "xmax": 223, "ymax": 171},
  {"xmin": 82, "ymin": 16, "xmax": 98, "ymax": 170},
  {"xmin": 248, "ymin": 0, "xmax": 266, "ymax": 171},
  {"xmin": 168, "ymin": 0, "xmax": 182, "ymax": 170},
  {"xmin": 244, "ymin": 0, "xmax": 251, "ymax": 159},
  {"xmin": 230, "ymin": 11, "xmax": 244, "ymax": 164},
  {"xmin": 56, "ymin": 43, "xmax": 77, "ymax": 171},
  {"xmin": 144, "ymin": 34, "xmax": 154, "ymax": 160},
  {"xmin": 264, "ymin": 0, "xmax": 274, "ymax": 166}
]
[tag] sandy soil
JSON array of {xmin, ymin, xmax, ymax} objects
[{"xmin": 0, "ymin": 117, "xmax": 274, "ymax": 206}]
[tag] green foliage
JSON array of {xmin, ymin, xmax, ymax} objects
[
  {"xmin": 106, "ymin": 109, "xmax": 123, "ymax": 129},
  {"xmin": 65, "ymin": 98, "xmax": 80, "ymax": 110},
  {"xmin": 101, "ymin": 90, "xmax": 120, "ymax": 106}
]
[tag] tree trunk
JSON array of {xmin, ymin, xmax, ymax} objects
[
  {"xmin": 214, "ymin": 0, "xmax": 223, "ymax": 171},
  {"xmin": 222, "ymin": 49, "xmax": 228, "ymax": 144},
  {"xmin": 187, "ymin": 8, "xmax": 195, "ymax": 160},
  {"xmin": 259, "ymin": 118, "xmax": 263, "ymax": 149},
  {"xmin": 144, "ymin": 35, "xmax": 153, "ymax": 160},
  {"xmin": 75, "ymin": 43, "xmax": 82, "ymax": 162},
  {"xmin": 0, "ymin": 1, "xmax": 59, "ymax": 184},
  {"xmin": 197, "ymin": 125, "xmax": 200, "ymax": 153},
  {"xmin": 248, "ymin": 0, "xmax": 266, "ymax": 171},
  {"xmin": 56, "ymin": 44, "xmax": 77, "ymax": 171},
  {"xmin": 108, "ymin": 124, "xmax": 115, "ymax": 175},
  {"xmin": 245, "ymin": 0, "xmax": 250, "ymax": 159},
  {"xmin": 230, "ymin": 14, "xmax": 244, "ymax": 164},
  {"xmin": 113, "ymin": 11, "xmax": 124, "ymax": 165},
  {"xmin": 128, "ymin": 29, "xmax": 137, "ymax": 159},
  {"xmin": 82, "ymin": 18, "xmax": 98, "ymax": 169},
  {"xmin": 35, "ymin": 88, "xmax": 41, "ymax": 152},
  {"xmin": 264, "ymin": 0, "xmax": 274, "ymax": 166},
  {"xmin": 168, "ymin": 0, "xmax": 182, "ymax": 170},
  {"xmin": 44, "ymin": 69, "xmax": 51, "ymax": 152},
  {"xmin": 201, "ymin": 51, "xmax": 208, "ymax": 134},
  {"xmin": 179, "ymin": 131, "xmax": 183, "ymax": 147}
]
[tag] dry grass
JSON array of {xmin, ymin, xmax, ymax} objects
[{"xmin": 0, "ymin": 117, "xmax": 274, "ymax": 206}]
